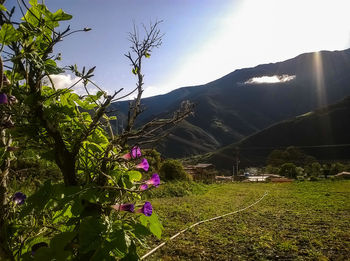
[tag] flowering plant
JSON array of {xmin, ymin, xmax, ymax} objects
[{"xmin": 0, "ymin": 1, "xmax": 193, "ymax": 259}]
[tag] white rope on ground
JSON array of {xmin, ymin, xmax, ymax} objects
[{"xmin": 141, "ymin": 191, "xmax": 269, "ymax": 260}]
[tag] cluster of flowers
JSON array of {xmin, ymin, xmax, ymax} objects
[
  {"xmin": 11, "ymin": 147, "xmax": 159, "ymax": 218},
  {"xmin": 111, "ymin": 146, "xmax": 160, "ymax": 217}
]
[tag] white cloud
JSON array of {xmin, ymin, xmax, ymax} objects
[
  {"xmin": 245, "ymin": 75, "xmax": 296, "ymax": 84},
  {"xmin": 45, "ymin": 74, "xmax": 101, "ymax": 96},
  {"xmin": 48, "ymin": 74, "xmax": 83, "ymax": 90}
]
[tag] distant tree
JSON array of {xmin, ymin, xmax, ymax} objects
[
  {"xmin": 267, "ymin": 150, "xmax": 288, "ymax": 166},
  {"xmin": 296, "ymin": 166, "xmax": 304, "ymax": 177},
  {"xmin": 160, "ymin": 159, "xmax": 191, "ymax": 181},
  {"xmin": 329, "ymin": 162, "xmax": 347, "ymax": 176},
  {"xmin": 264, "ymin": 165, "xmax": 280, "ymax": 174},
  {"xmin": 267, "ymin": 147, "xmax": 316, "ymax": 167},
  {"xmin": 279, "ymin": 163, "xmax": 298, "ymax": 179},
  {"xmin": 322, "ymin": 164, "xmax": 330, "ymax": 179},
  {"xmin": 305, "ymin": 162, "xmax": 322, "ymax": 178}
]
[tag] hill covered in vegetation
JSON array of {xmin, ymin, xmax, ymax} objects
[
  {"xmin": 111, "ymin": 49, "xmax": 350, "ymax": 157},
  {"xmin": 199, "ymin": 96, "xmax": 350, "ymax": 169}
]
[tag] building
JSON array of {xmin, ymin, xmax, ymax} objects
[{"xmin": 184, "ymin": 163, "xmax": 216, "ymax": 181}]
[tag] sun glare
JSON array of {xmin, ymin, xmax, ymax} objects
[
  {"xmin": 313, "ymin": 51, "xmax": 327, "ymax": 107},
  {"xmin": 164, "ymin": 0, "xmax": 350, "ymax": 94}
]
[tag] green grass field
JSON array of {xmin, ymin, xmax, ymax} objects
[{"xmin": 142, "ymin": 180, "xmax": 350, "ymax": 260}]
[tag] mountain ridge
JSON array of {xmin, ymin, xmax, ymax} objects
[{"xmin": 110, "ymin": 48, "xmax": 350, "ymax": 157}]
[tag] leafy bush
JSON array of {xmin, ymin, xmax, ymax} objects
[
  {"xmin": 279, "ymin": 163, "xmax": 298, "ymax": 179},
  {"xmin": 160, "ymin": 159, "xmax": 192, "ymax": 181}
]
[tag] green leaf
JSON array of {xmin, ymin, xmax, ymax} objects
[
  {"xmin": 29, "ymin": 0, "xmax": 38, "ymax": 6},
  {"xmin": 52, "ymin": 204, "xmax": 72, "ymax": 224},
  {"xmin": 139, "ymin": 213, "xmax": 163, "ymax": 239},
  {"xmin": 20, "ymin": 180, "xmax": 53, "ymax": 216},
  {"xmin": 144, "ymin": 52, "xmax": 151, "ymax": 58},
  {"xmin": 84, "ymin": 141, "xmax": 104, "ymax": 153},
  {"xmin": 132, "ymin": 67, "xmax": 138, "ymax": 75},
  {"xmin": 50, "ymin": 231, "xmax": 77, "ymax": 252},
  {"xmin": 79, "ymin": 217, "xmax": 106, "ymax": 253},
  {"xmin": 0, "ymin": 24, "xmax": 21, "ymax": 45},
  {"xmin": 51, "ymin": 9, "xmax": 72, "ymax": 21},
  {"xmin": 126, "ymin": 170, "xmax": 142, "ymax": 182},
  {"xmin": 44, "ymin": 59, "xmax": 64, "ymax": 74},
  {"xmin": 90, "ymin": 128, "xmax": 108, "ymax": 144},
  {"xmin": 108, "ymin": 229, "xmax": 128, "ymax": 255},
  {"xmin": 0, "ymin": 4, "xmax": 6, "ymax": 11}
]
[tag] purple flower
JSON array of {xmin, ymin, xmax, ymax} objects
[
  {"xmin": 13, "ymin": 192, "xmax": 26, "ymax": 205},
  {"xmin": 122, "ymin": 146, "xmax": 142, "ymax": 160},
  {"xmin": 135, "ymin": 158, "xmax": 149, "ymax": 172},
  {"xmin": 146, "ymin": 174, "xmax": 160, "ymax": 187},
  {"xmin": 140, "ymin": 184, "xmax": 148, "ymax": 191},
  {"xmin": 111, "ymin": 203, "xmax": 135, "ymax": 213},
  {"xmin": 131, "ymin": 146, "xmax": 141, "ymax": 158},
  {"xmin": 0, "ymin": 93, "xmax": 8, "ymax": 104},
  {"xmin": 136, "ymin": 201, "xmax": 153, "ymax": 216}
]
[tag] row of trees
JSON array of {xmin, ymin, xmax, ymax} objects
[{"xmin": 265, "ymin": 147, "xmax": 350, "ymax": 179}]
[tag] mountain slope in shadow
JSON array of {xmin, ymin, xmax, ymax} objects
[
  {"xmin": 111, "ymin": 48, "xmax": 350, "ymax": 157},
  {"xmin": 200, "ymin": 96, "xmax": 350, "ymax": 170}
]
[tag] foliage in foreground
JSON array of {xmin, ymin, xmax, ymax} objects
[{"xmin": 0, "ymin": 1, "xmax": 193, "ymax": 260}]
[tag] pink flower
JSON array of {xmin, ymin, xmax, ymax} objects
[
  {"xmin": 135, "ymin": 158, "xmax": 149, "ymax": 171},
  {"xmin": 121, "ymin": 146, "xmax": 142, "ymax": 160},
  {"xmin": 140, "ymin": 184, "xmax": 149, "ymax": 191},
  {"xmin": 111, "ymin": 203, "xmax": 135, "ymax": 213},
  {"xmin": 146, "ymin": 174, "xmax": 160, "ymax": 187}
]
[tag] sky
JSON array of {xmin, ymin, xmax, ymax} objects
[{"xmin": 5, "ymin": 0, "xmax": 350, "ymax": 99}]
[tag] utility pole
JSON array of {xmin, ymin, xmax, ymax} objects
[
  {"xmin": 236, "ymin": 147, "xmax": 240, "ymax": 178},
  {"xmin": 233, "ymin": 147, "xmax": 240, "ymax": 180}
]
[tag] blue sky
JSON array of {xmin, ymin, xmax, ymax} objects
[{"xmin": 6, "ymin": 0, "xmax": 350, "ymax": 98}]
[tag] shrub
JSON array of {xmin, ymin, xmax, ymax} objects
[
  {"xmin": 279, "ymin": 163, "xmax": 298, "ymax": 179},
  {"xmin": 160, "ymin": 159, "xmax": 192, "ymax": 181}
]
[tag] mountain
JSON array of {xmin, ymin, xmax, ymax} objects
[
  {"xmin": 110, "ymin": 48, "xmax": 350, "ymax": 157},
  {"xmin": 197, "ymin": 96, "xmax": 350, "ymax": 170}
]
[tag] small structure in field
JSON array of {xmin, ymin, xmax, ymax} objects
[
  {"xmin": 244, "ymin": 173, "xmax": 282, "ymax": 182},
  {"xmin": 246, "ymin": 176, "xmax": 269, "ymax": 182},
  {"xmin": 215, "ymin": 175, "xmax": 233, "ymax": 182},
  {"xmin": 334, "ymin": 171, "xmax": 350, "ymax": 179},
  {"xmin": 270, "ymin": 177, "xmax": 293, "ymax": 182},
  {"xmin": 184, "ymin": 163, "xmax": 216, "ymax": 181}
]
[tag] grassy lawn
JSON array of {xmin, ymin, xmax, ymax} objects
[{"xmin": 142, "ymin": 180, "xmax": 350, "ymax": 260}]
